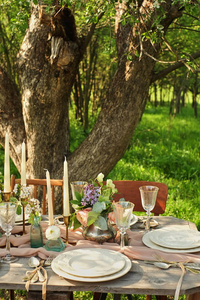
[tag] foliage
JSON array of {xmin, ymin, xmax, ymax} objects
[{"xmin": 0, "ymin": 0, "xmax": 30, "ymax": 80}]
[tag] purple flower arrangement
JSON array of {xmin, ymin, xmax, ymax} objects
[{"xmin": 81, "ymin": 184, "xmax": 101, "ymax": 207}]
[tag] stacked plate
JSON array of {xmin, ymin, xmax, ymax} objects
[
  {"xmin": 142, "ymin": 227, "xmax": 200, "ymax": 253},
  {"xmin": 15, "ymin": 213, "xmax": 29, "ymax": 225},
  {"xmin": 51, "ymin": 248, "xmax": 132, "ymax": 282}
]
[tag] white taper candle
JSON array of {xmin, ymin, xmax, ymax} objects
[
  {"xmin": 46, "ymin": 170, "xmax": 54, "ymax": 226},
  {"xmin": 63, "ymin": 158, "xmax": 70, "ymax": 216},
  {"xmin": 21, "ymin": 141, "xmax": 26, "ymax": 186},
  {"xmin": 4, "ymin": 133, "xmax": 10, "ymax": 193}
]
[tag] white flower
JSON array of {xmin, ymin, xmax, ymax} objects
[
  {"xmin": 97, "ymin": 173, "xmax": 104, "ymax": 183},
  {"xmin": 106, "ymin": 179, "xmax": 117, "ymax": 194},
  {"xmin": 45, "ymin": 225, "xmax": 60, "ymax": 240},
  {"xmin": 20, "ymin": 185, "xmax": 31, "ymax": 199}
]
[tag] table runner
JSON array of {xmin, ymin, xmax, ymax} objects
[{"xmin": 0, "ymin": 221, "xmax": 199, "ymax": 299}]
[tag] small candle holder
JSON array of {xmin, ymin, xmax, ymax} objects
[
  {"xmin": 63, "ymin": 215, "xmax": 70, "ymax": 244},
  {"xmin": 21, "ymin": 200, "xmax": 27, "ymax": 235},
  {"xmin": 44, "ymin": 225, "xmax": 65, "ymax": 252},
  {"xmin": 2, "ymin": 192, "xmax": 11, "ymax": 202}
]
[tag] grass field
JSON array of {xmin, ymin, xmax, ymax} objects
[{"xmin": 0, "ymin": 99, "xmax": 199, "ymax": 299}]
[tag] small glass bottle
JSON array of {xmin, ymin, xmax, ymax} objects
[{"xmin": 30, "ymin": 216, "xmax": 43, "ymax": 248}]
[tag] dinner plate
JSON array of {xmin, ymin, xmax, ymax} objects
[
  {"xmin": 15, "ymin": 213, "xmax": 29, "ymax": 224},
  {"xmin": 130, "ymin": 214, "xmax": 138, "ymax": 226},
  {"xmin": 149, "ymin": 228, "xmax": 200, "ymax": 249},
  {"xmin": 52, "ymin": 249, "xmax": 132, "ymax": 282},
  {"xmin": 142, "ymin": 231, "xmax": 200, "ymax": 253},
  {"xmin": 55, "ymin": 248, "xmax": 126, "ymax": 278}
]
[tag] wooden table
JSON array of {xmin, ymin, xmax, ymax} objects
[{"xmin": 1, "ymin": 216, "xmax": 200, "ymax": 300}]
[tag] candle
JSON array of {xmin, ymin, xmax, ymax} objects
[
  {"xmin": 46, "ymin": 170, "xmax": 54, "ymax": 226},
  {"xmin": 63, "ymin": 158, "xmax": 70, "ymax": 216},
  {"xmin": 4, "ymin": 133, "xmax": 10, "ymax": 193},
  {"xmin": 21, "ymin": 141, "xmax": 26, "ymax": 186}
]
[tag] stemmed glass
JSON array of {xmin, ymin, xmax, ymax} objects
[
  {"xmin": 0, "ymin": 202, "xmax": 18, "ymax": 263},
  {"xmin": 70, "ymin": 181, "xmax": 88, "ymax": 201},
  {"xmin": 113, "ymin": 201, "xmax": 134, "ymax": 249},
  {"xmin": 139, "ymin": 186, "xmax": 159, "ymax": 231}
]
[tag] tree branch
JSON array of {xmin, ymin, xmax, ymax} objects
[
  {"xmin": 151, "ymin": 50, "xmax": 200, "ymax": 83},
  {"xmin": 81, "ymin": 11, "xmax": 105, "ymax": 56}
]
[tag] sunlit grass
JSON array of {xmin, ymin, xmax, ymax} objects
[{"xmin": 108, "ymin": 103, "xmax": 200, "ymax": 230}]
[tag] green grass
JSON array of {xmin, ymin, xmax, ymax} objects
[{"xmin": 108, "ymin": 103, "xmax": 200, "ymax": 230}]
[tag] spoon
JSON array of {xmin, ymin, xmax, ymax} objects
[
  {"xmin": 28, "ymin": 257, "xmax": 40, "ymax": 268},
  {"xmin": 153, "ymin": 262, "xmax": 176, "ymax": 269},
  {"xmin": 144, "ymin": 261, "xmax": 176, "ymax": 269},
  {"xmin": 28, "ymin": 257, "xmax": 45, "ymax": 282}
]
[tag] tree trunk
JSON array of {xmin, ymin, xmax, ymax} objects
[{"xmin": 0, "ymin": 1, "xmax": 184, "ymax": 212}]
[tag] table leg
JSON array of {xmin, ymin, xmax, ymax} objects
[{"xmin": 27, "ymin": 291, "xmax": 73, "ymax": 300}]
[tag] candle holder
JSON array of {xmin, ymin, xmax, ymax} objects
[
  {"xmin": 44, "ymin": 225, "xmax": 65, "ymax": 252},
  {"xmin": 63, "ymin": 215, "xmax": 70, "ymax": 244},
  {"xmin": 21, "ymin": 200, "xmax": 27, "ymax": 235},
  {"xmin": 2, "ymin": 192, "xmax": 11, "ymax": 202}
]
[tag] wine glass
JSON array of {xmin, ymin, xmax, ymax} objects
[
  {"xmin": 0, "ymin": 202, "xmax": 18, "ymax": 263},
  {"xmin": 70, "ymin": 181, "xmax": 88, "ymax": 201},
  {"xmin": 113, "ymin": 201, "xmax": 134, "ymax": 249},
  {"xmin": 139, "ymin": 186, "xmax": 159, "ymax": 231}
]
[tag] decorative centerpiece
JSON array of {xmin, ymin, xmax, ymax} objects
[{"xmin": 70, "ymin": 173, "xmax": 118, "ymax": 243}]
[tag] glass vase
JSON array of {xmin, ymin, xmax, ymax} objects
[{"xmin": 30, "ymin": 216, "xmax": 43, "ymax": 248}]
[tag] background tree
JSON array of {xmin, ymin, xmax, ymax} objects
[{"xmin": 0, "ymin": 0, "xmax": 200, "ymax": 211}]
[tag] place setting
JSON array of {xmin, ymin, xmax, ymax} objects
[
  {"xmin": 142, "ymin": 227, "xmax": 200, "ymax": 253},
  {"xmin": 51, "ymin": 248, "xmax": 132, "ymax": 282}
]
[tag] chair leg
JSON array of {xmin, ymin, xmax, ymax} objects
[
  {"xmin": 93, "ymin": 292, "xmax": 107, "ymax": 300},
  {"xmin": 113, "ymin": 294, "xmax": 121, "ymax": 300},
  {"xmin": 9, "ymin": 290, "xmax": 14, "ymax": 300},
  {"xmin": 146, "ymin": 296, "xmax": 152, "ymax": 300},
  {"xmin": 156, "ymin": 297, "xmax": 167, "ymax": 300}
]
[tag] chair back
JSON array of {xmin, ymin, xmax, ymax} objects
[
  {"xmin": 112, "ymin": 180, "xmax": 168, "ymax": 215},
  {"xmin": 11, "ymin": 175, "xmax": 63, "ymax": 215}
]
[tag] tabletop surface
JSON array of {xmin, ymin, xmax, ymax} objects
[{"xmin": 1, "ymin": 216, "xmax": 200, "ymax": 297}]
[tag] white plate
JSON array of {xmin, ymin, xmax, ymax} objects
[
  {"xmin": 15, "ymin": 213, "xmax": 29, "ymax": 224},
  {"xmin": 142, "ymin": 231, "xmax": 200, "ymax": 253},
  {"xmin": 55, "ymin": 248, "xmax": 126, "ymax": 278},
  {"xmin": 130, "ymin": 214, "xmax": 138, "ymax": 226},
  {"xmin": 149, "ymin": 228, "xmax": 200, "ymax": 249},
  {"xmin": 52, "ymin": 249, "xmax": 132, "ymax": 282}
]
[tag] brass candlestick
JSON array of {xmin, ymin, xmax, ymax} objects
[
  {"xmin": 22, "ymin": 201, "xmax": 26, "ymax": 235},
  {"xmin": 2, "ymin": 192, "xmax": 11, "ymax": 202},
  {"xmin": 63, "ymin": 215, "xmax": 70, "ymax": 244}
]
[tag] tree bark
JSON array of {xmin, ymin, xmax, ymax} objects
[{"xmin": 0, "ymin": 1, "xmax": 185, "ymax": 212}]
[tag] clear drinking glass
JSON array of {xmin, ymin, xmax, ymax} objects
[
  {"xmin": 113, "ymin": 201, "xmax": 134, "ymax": 249},
  {"xmin": 70, "ymin": 181, "xmax": 88, "ymax": 200},
  {"xmin": 0, "ymin": 202, "xmax": 17, "ymax": 263},
  {"xmin": 139, "ymin": 186, "xmax": 159, "ymax": 231}
]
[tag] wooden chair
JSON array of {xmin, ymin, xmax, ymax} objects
[
  {"xmin": 113, "ymin": 180, "xmax": 168, "ymax": 215},
  {"xmin": 11, "ymin": 174, "xmax": 64, "ymax": 214},
  {"xmin": 96, "ymin": 180, "xmax": 168, "ymax": 300}
]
